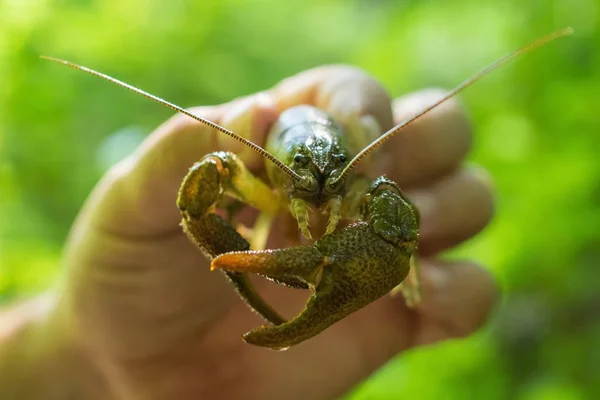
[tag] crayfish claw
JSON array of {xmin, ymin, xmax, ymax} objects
[{"xmin": 237, "ymin": 222, "xmax": 413, "ymax": 350}]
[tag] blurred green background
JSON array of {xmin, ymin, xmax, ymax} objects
[{"xmin": 1, "ymin": 0, "xmax": 598, "ymax": 398}]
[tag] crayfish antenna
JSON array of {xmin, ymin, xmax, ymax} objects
[
  {"xmin": 332, "ymin": 27, "xmax": 574, "ymax": 184},
  {"xmin": 40, "ymin": 56, "xmax": 302, "ymax": 181}
]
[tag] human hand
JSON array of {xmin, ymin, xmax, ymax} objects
[{"xmin": 61, "ymin": 66, "xmax": 497, "ymax": 399}]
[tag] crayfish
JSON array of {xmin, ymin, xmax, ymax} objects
[{"xmin": 42, "ymin": 27, "xmax": 572, "ymax": 350}]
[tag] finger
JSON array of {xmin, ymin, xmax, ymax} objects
[
  {"xmin": 218, "ymin": 259, "xmax": 497, "ymax": 400},
  {"xmin": 386, "ymin": 88, "xmax": 473, "ymax": 187},
  {"xmin": 413, "ymin": 260, "xmax": 499, "ymax": 346},
  {"xmin": 407, "ymin": 166, "xmax": 495, "ymax": 255},
  {"xmin": 268, "ymin": 65, "xmax": 394, "ymax": 134}
]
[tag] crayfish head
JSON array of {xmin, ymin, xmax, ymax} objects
[
  {"xmin": 265, "ymin": 106, "xmax": 354, "ymax": 237},
  {"xmin": 289, "ymin": 146, "xmax": 349, "ymax": 239},
  {"xmin": 288, "ymin": 139, "xmax": 349, "ymax": 205}
]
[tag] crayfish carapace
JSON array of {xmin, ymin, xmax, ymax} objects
[{"xmin": 42, "ymin": 27, "xmax": 572, "ymax": 350}]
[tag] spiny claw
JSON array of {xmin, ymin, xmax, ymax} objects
[{"xmin": 214, "ymin": 222, "xmax": 412, "ymax": 350}]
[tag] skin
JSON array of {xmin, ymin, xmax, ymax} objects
[{"xmin": 0, "ymin": 65, "xmax": 497, "ymax": 399}]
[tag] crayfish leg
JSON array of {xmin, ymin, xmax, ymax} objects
[
  {"xmin": 290, "ymin": 198, "xmax": 313, "ymax": 240},
  {"xmin": 390, "ymin": 255, "xmax": 422, "ymax": 307},
  {"xmin": 249, "ymin": 212, "xmax": 274, "ymax": 251},
  {"xmin": 325, "ymin": 196, "xmax": 342, "ymax": 235}
]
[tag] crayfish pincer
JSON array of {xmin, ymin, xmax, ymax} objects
[
  {"xmin": 41, "ymin": 27, "xmax": 572, "ymax": 350},
  {"xmin": 206, "ymin": 178, "xmax": 418, "ymax": 350}
]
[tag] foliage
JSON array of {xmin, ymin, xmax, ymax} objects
[{"xmin": 1, "ymin": 0, "xmax": 598, "ymax": 398}]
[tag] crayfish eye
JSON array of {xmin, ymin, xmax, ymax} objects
[
  {"xmin": 294, "ymin": 153, "xmax": 307, "ymax": 165},
  {"xmin": 338, "ymin": 154, "xmax": 347, "ymax": 163}
]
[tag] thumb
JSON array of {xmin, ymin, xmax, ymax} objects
[{"xmin": 62, "ymin": 97, "xmax": 278, "ymax": 359}]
